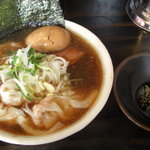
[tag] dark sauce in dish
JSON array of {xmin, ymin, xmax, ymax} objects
[{"xmin": 136, "ymin": 82, "xmax": 150, "ymax": 118}]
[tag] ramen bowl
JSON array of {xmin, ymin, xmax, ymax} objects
[
  {"xmin": 0, "ymin": 20, "xmax": 113, "ymax": 145},
  {"xmin": 114, "ymin": 52, "xmax": 150, "ymax": 131}
]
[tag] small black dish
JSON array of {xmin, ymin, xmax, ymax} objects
[{"xmin": 113, "ymin": 52, "xmax": 150, "ymax": 131}]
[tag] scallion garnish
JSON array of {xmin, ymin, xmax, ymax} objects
[{"xmin": 0, "ymin": 46, "xmax": 70, "ymax": 101}]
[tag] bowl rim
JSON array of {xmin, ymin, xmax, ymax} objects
[
  {"xmin": 0, "ymin": 20, "xmax": 114, "ymax": 145},
  {"xmin": 113, "ymin": 52, "xmax": 150, "ymax": 132}
]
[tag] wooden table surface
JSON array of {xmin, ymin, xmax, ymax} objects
[{"xmin": 1, "ymin": 0, "xmax": 150, "ymax": 149}]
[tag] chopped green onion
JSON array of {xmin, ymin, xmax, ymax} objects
[
  {"xmin": 13, "ymin": 78, "xmax": 28, "ymax": 96},
  {"xmin": 11, "ymin": 56, "xmax": 19, "ymax": 65},
  {"xmin": 6, "ymin": 50, "xmax": 17, "ymax": 56},
  {"xmin": 7, "ymin": 71, "xmax": 15, "ymax": 78},
  {"xmin": 28, "ymin": 48, "xmax": 35, "ymax": 57},
  {"xmin": 0, "ymin": 46, "xmax": 70, "ymax": 102}
]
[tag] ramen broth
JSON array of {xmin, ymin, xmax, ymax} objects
[{"xmin": 0, "ymin": 27, "xmax": 103, "ymax": 135}]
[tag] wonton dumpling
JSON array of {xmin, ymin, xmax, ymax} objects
[{"xmin": 0, "ymin": 79, "xmax": 23, "ymax": 106}]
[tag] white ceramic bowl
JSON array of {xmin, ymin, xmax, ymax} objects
[{"xmin": 0, "ymin": 20, "xmax": 113, "ymax": 145}]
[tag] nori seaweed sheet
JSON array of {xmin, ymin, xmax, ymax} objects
[{"xmin": 0, "ymin": 0, "xmax": 64, "ymax": 39}]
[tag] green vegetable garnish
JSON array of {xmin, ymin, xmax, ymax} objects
[
  {"xmin": 28, "ymin": 48, "xmax": 45, "ymax": 64},
  {"xmin": 11, "ymin": 56, "xmax": 19, "ymax": 65},
  {"xmin": 3, "ymin": 46, "xmax": 46, "ymax": 101},
  {"xmin": 7, "ymin": 71, "xmax": 15, "ymax": 78},
  {"xmin": 7, "ymin": 47, "xmax": 45, "ymax": 80},
  {"xmin": 0, "ymin": 46, "xmax": 70, "ymax": 102},
  {"xmin": 6, "ymin": 50, "xmax": 17, "ymax": 56}
]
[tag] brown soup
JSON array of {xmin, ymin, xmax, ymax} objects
[{"xmin": 0, "ymin": 27, "xmax": 103, "ymax": 135}]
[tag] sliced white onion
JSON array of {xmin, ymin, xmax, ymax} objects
[{"xmin": 13, "ymin": 78, "xmax": 28, "ymax": 96}]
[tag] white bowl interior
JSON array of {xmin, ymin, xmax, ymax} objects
[{"xmin": 0, "ymin": 20, "xmax": 114, "ymax": 145}]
